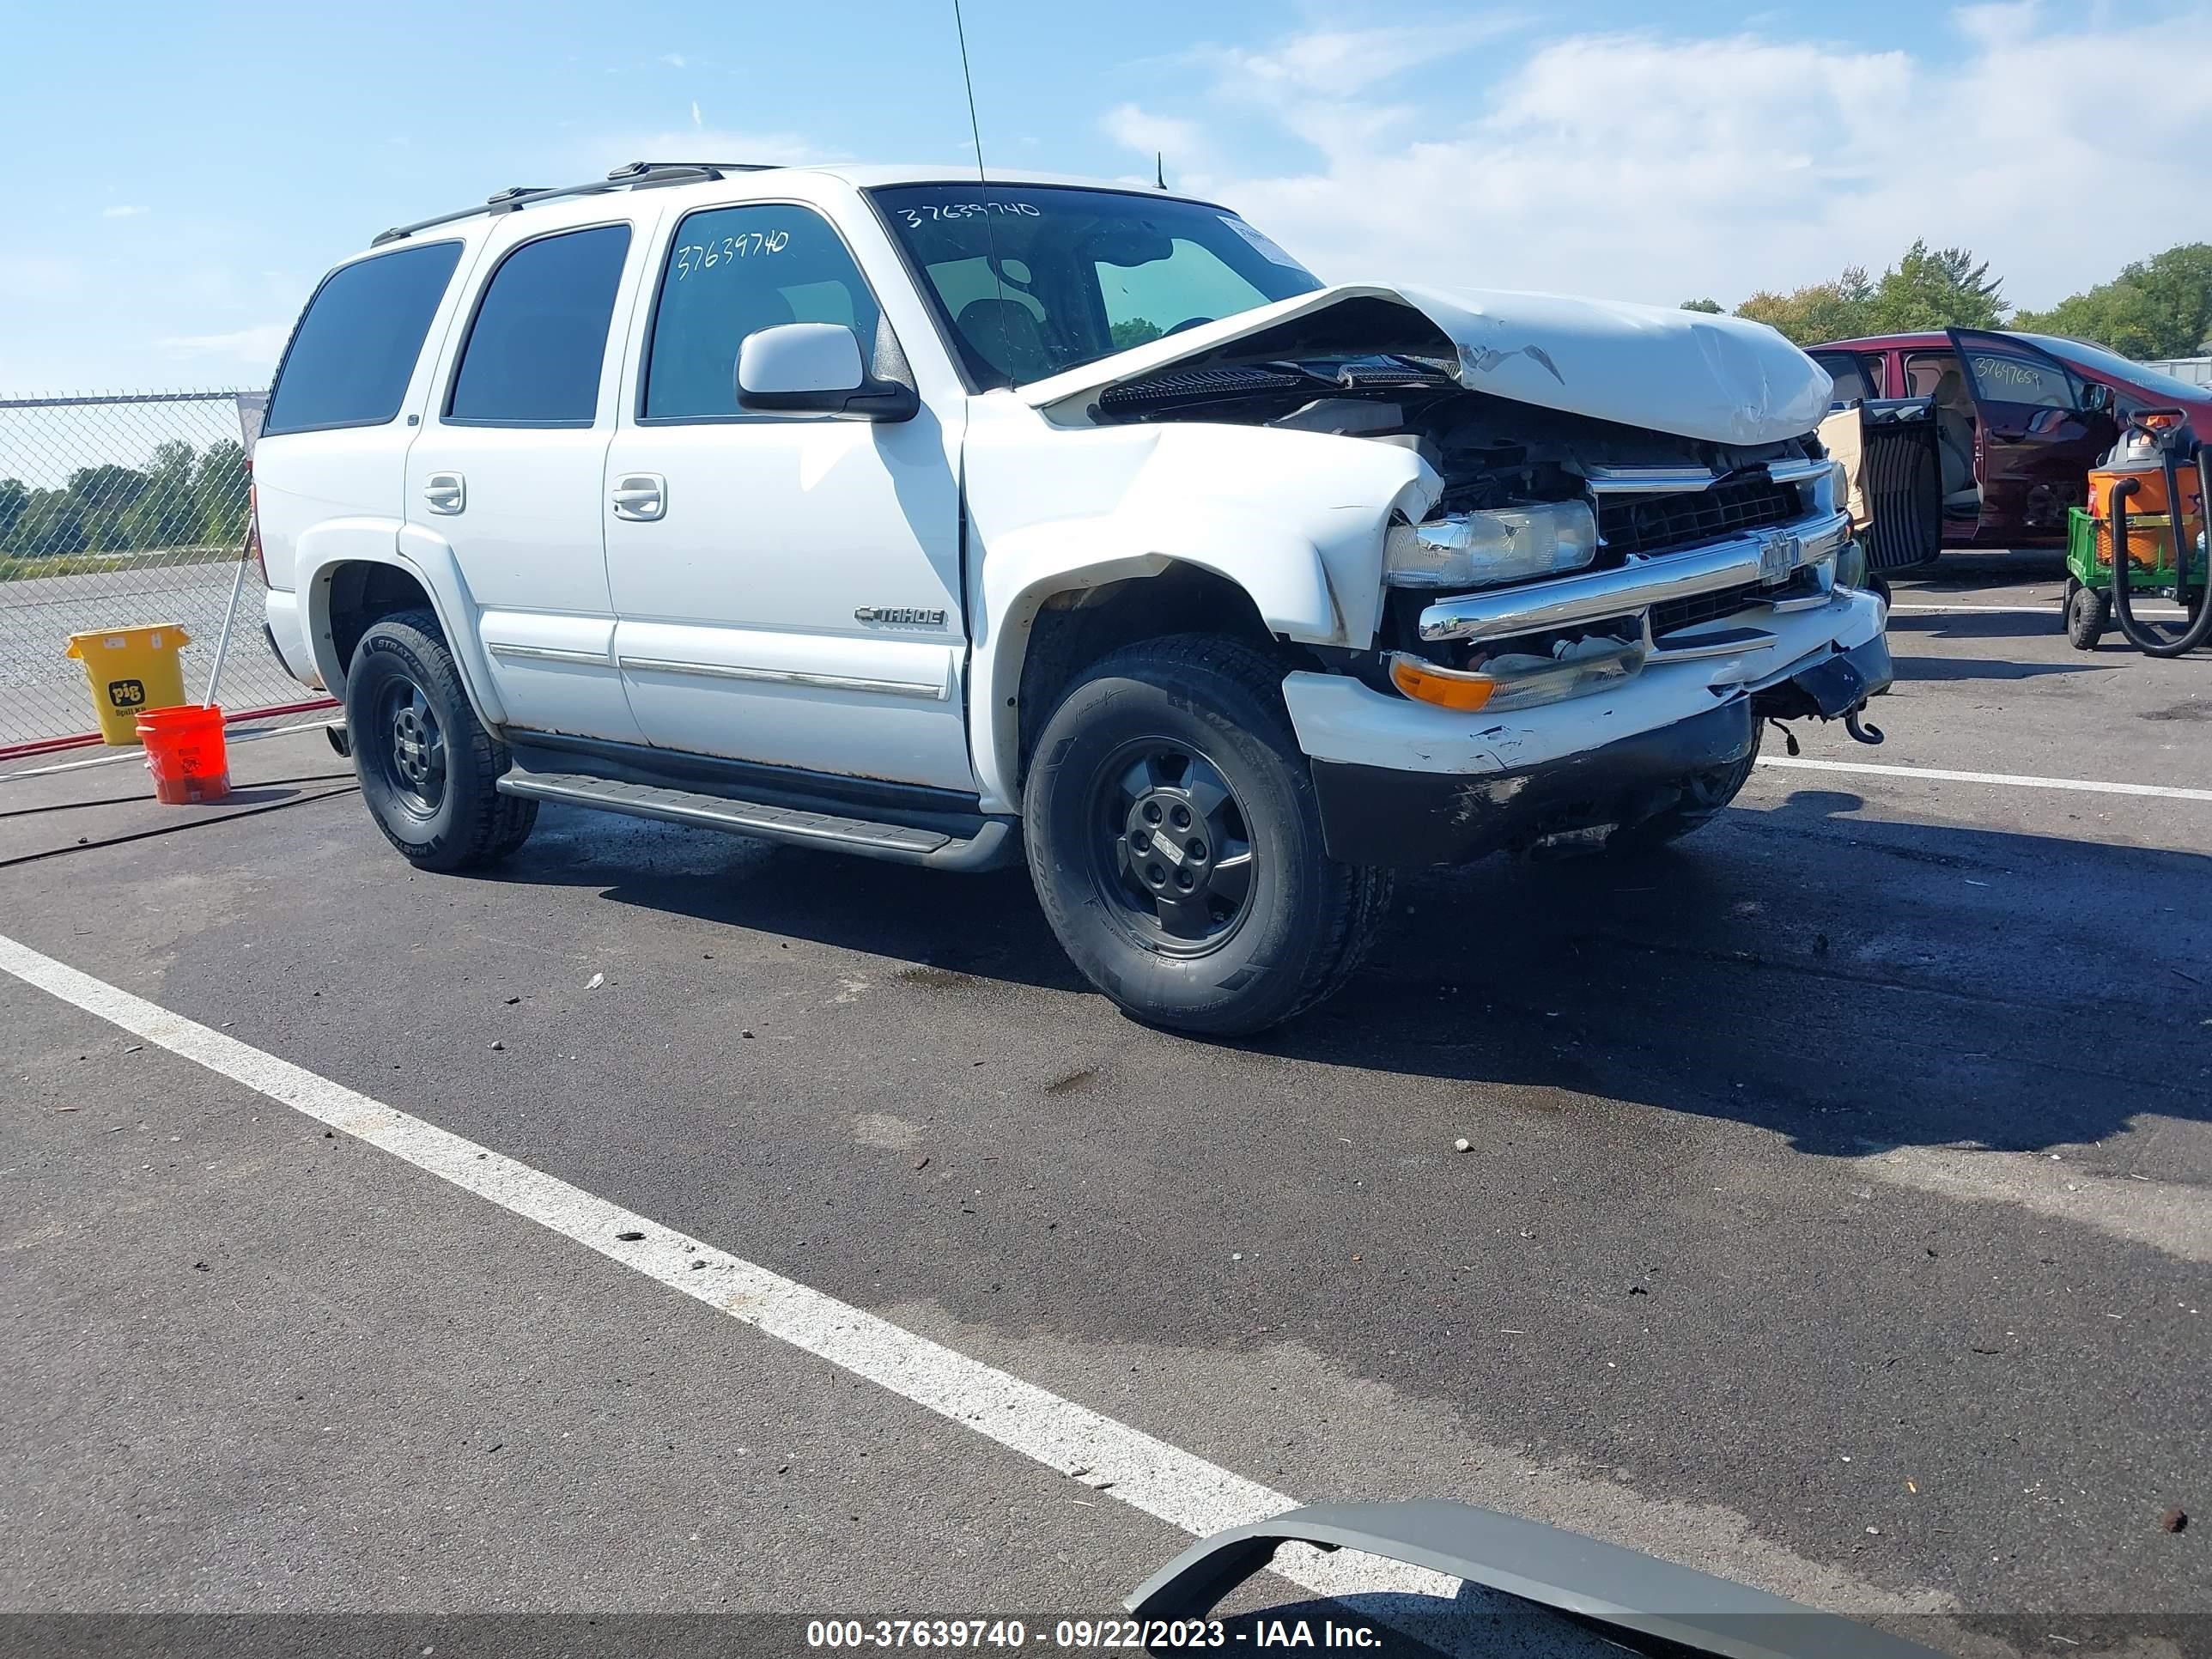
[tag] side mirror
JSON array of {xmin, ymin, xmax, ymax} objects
[
  {"xmin": 735, "ymin": 323, "xmax": 917, "ymax": 422},
  {"xmin": 2080, "ymin": 381, "xmax": 2114, "ymax": 414}
]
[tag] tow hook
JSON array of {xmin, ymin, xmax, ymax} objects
[{"xmin": 1844, "ymin": 703, "xmax": 1884, "ymax": 745}]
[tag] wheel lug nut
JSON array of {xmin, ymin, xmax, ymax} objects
[
  {"xmin": 1187, "ymin": 840, "xmax": 1206, "ymax": 860},
  {"xmin": 1170, "ymin": 805, "xmax": 1191, "ymax": 829},
  {"xmin": 1144, "ymin": 804, "xmax": 1163, "ymax": 824},
  {"xmin": 1131, "ymin": 830, "xmax": 1150, "ymax": 850}
]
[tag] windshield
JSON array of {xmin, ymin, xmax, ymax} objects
[
  {"xmin": 2021, "ymin": 333, "xmax": 2210, "ymax": 403},
  {"xmin": 870, "ymin": 184, "xmax": 1323, "ymax": 390}
]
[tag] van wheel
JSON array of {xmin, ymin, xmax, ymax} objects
[
  {"xmin": 1606, "ymin": 723, "xmax": 1762, "ymax": 853},
  {"xmin": 1023, "ymin": 635, "xmax": 1390, "ymax": 1036},
  {"xmin": 346, "ymin": 609, "xmax": 536, "ymax": 872}
]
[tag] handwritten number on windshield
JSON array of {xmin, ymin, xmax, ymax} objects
[{"xmin": 898, "ymin": 202, "xmax": 1043, "ymax": 226}]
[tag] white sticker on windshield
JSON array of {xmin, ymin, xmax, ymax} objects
[{"xmin": 1219, "ymin": 215, "xmax": 1304, "ymax": 270}]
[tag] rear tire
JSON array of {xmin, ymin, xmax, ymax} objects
[
  {"xmin": 1605, "ymin": 722, "xmax": 1762, "ymax": 853},
  {"xmin": 1023, "ymin": 635, "xmax": 1389, "ymax": 1036},
  {"xmin": 346, "ymin": 609, "xmax": 536, "ymax": 872}
]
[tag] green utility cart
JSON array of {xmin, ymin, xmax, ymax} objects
[{"xmin": 2061, "ymin": 505, "xmax": 2208, "ymax": 651}]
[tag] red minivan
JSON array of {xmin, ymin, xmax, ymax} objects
[{"xmin": 1808, "ymin": 329, "xmax": 2212, "ymax": 547}]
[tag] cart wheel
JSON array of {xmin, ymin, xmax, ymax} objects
[
  {"xmin": 2062, "ymin": 575, "xmax": 2081, "ymax": 629},
  {"xmin": 2066, "ymin": 583, "xmax": 2110, "ymax": 651},
  {"xmin": 1868, "ymin": 572, "xmax": 1893, "ymax": 610}
]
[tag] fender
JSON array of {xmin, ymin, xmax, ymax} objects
[
  {"xmin": 962, "ymin": 416, "xmax": 1443, "ymax": 812},
  {"xmin": 297, "ymin": 520, "xmax": 509, "ymax": 731}
]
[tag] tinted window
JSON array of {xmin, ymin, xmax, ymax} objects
[
  {"xmin": 872, "ymin": 185, "xmax": 1322, "ymax": 388},
  {"xmin": 1812, "ymin": 351, "xmax": 1879, "ymax": 404},
  {"xmin": 644, "ymin": 204, "xmax": 884, "ymax": 420},
  {"xmin": 263, "ymin": 241, "xmax": 462, "ymax": 435},
  {"xmin": 447, "ymin": 224, "xmax": 631, "ymax": 426}
]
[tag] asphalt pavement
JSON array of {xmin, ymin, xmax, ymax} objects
[{"xmin": 2, "ymin": 560, "xmax": 2206, "ymax": 1657}]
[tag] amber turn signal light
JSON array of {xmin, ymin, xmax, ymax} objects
[{"xmin": 1389, "ymin": 654, "xmax": 1495, "ymax": 712}]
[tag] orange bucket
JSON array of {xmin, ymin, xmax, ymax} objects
[{"xmin": 136, "ymin": 704, "xmax": 231, "ymax": 805}]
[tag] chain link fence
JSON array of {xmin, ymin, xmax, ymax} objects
[{"xmin": 0, "ymin": 390, "xmax": 337, "ymax": 780}]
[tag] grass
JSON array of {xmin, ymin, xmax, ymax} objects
[{"xmin": 0, "ymin": 544, "xmax": 244, "ymax": 583}]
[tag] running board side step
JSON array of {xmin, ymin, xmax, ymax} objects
[{"xmin": 495, "ymin": 766, "xmax": 1019, "ymax": 872}]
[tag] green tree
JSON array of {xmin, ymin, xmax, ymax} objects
[
  {"xmin": 195, "ymin": 440, "xmax": 251, "ymax": 544},
  {"xmin": 1862, "ymin": 240, "xmax": 2006, "ymax": 334},
  {"xmin": 1679, "ymin": 298, "xmax": 1725, "ymax": 314},
  {"xmin": 1735, "ymin": 265, "xmax": 1875, "ymax": 345},
  {"xmin": 1109, "ymin": 318, "xmax": 1165, "ymax": 352},
  {"xmin": 65, "ymin": 464, "xmax": 152, "ymax": 551},
  {"xmin": 10, "ymin": 489, "xmax": 89, "ymax": 557},
  {"xmin": 2014, "ymin": 243, "xmax": 2212, "ymax": 359},
  {"xmin": 0, "ymin": 477, "xmax": 27, "ymax": 544}
]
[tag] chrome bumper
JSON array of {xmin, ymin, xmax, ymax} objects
[{"xmin": 1416, "ymin": 507, "xmax": 1856, "ymax": 645}]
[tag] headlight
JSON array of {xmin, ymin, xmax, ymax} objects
[{"xmin": 1384, "ymin": 500, "xmax": 1599, "ymax": 590}]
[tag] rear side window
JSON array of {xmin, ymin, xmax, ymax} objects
[
  {"xmin": 447, "ymin": 224, "xmax": 632, "ymax": 426},
  {"xmin": 641, "ymin": 204, "xmax": 884, "ymax": 421},
  {"xmin": 263, "ymin": 241, "xmax": 463, "ymax": 436},
  {"xmin": 1812, "ymin": 351, "xmax": 1881, "ymax": 403}
]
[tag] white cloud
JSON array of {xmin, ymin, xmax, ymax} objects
[
  {"xmin": 1104, "ymin": 5, "xmax": 2212, "ymax": 312},
  {"xmin": 1101, "ymin": 104, "xmax": 1206, "ymax": 169},
  {"xmin": 158, "ymin": 322, "xmax": 293, "ymax": 371},
  {"xmin": 661, "ymin": 52, "xmax": 688, "ymax": 69},
  {"xmin": 102, "ymin": 204, "xmax": 149, "ymax": 219}
]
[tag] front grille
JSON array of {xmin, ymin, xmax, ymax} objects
[
  {"xmin": 1598, "ymin": 475, "xmax": 1799, "ymax": 560},
  {"xmin": 1650, "ymin": 580, "xmax": 1765, "ymax": 635}
]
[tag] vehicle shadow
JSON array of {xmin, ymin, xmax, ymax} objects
[
  {"xmin": 1882, "ymin": 609, "xmax": 2063, "ymax": 641},
  {"xmin": 493, "ymin": 788, "xmax": 2212, "ymax": 1158},
  {"xmin": 1886, "ymin": 651, "xmax": 2107, "ymax": 682}
]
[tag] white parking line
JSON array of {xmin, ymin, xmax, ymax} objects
[
  {"xmin": 0, "ymin": 931, "xmax": 1468, "ymax": 1626},
  {"xmin": 1888, "ymin": 603, "xmax": 2188, "ymax": 618},
  {"xmin": 1757, "ymin": 757, "xmax": 2212, "ymax": 803}
]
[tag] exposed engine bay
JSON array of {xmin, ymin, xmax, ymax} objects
[{"xmin": 1085, "ymin": 294, "xmax": 1832, "ymax": 681}]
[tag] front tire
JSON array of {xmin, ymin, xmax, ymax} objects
[
  {"xmin": 346, "ymin": 609, "xmax": 536, "ymax": 872},
  {"xmin": 1023, "ymin": 635, "xmax": 1390, "ymax": 1036}
]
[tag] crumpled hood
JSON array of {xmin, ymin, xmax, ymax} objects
[{"xmin": 1020, "ymin": 282, "xmax": 1834, "ymax": 448}]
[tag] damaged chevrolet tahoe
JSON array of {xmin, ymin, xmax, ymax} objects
[{"xmin": 254, "ymin": 163, "xmax": 1891, "ymax": 1035}]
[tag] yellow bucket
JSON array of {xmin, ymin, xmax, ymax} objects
[{"xmin": 64, "ymin": 624, "xmax": 191, "ymax": 745}]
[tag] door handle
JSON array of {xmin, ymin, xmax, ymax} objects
[
  {"xmin": 611, "ymin": 473, "xmax": 666, "ymax": 522},
  {"xmin": 422, "ymin": 471, "xmax": 465, "ymax": 514}
]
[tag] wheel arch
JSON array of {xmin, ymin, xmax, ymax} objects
[
  {"xmin": 301, "ymin": 525, "xmax": 507, "ymax": 729},
  {"xmin": 978, "ymin": 555, "xmax": 1314, "ymax": 810}
]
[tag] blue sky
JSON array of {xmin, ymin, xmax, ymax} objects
[{"xmin": 6, "ymin": 0, "xmax": 2210, "ymax": 392}]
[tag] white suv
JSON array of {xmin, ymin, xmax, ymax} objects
[{"xmin": 254, "ymin": 161, "xmax": 1890, "ymax": 1034}]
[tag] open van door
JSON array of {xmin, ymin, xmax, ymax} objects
[{"xmin": 1949, "ymin": 328, "xmax": 2118, "ymax": 543}]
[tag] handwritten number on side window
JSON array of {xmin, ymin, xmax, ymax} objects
[{"xmin": 672, "ymin": 228, "xmax": 792, "ymax": 279}]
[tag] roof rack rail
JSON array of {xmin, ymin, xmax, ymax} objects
[{"xmin": 371, "ymin": 160, "xmax": 785, "ymax": 247}]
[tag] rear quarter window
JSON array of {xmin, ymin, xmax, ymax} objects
[{"xmin": 262, "ymin": 241, "xmax": 465, "ymax": 436}]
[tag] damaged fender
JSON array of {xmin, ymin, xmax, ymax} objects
[{"xmin": 963, "ymin": 411, "xmax": 1441, "ymax": 811}]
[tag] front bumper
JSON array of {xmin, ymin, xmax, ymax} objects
[{"xmin": 1289, "ymin": 590, "xmax": 1891, "ymax": 868}]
